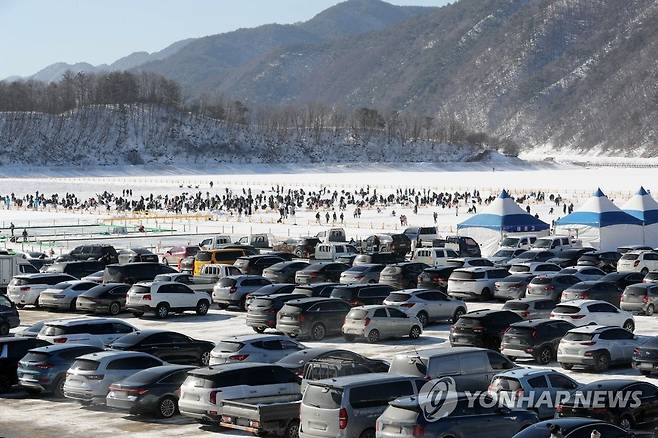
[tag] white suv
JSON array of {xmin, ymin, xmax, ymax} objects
[
  {"xmin": 550, "ymin": 299, "xmax": 635, "ymax": 332},
  {"xmin": 412, "ymin": 248, "xmax": 459, "ymax": 267},
  {"xmin": 7, "ymin": 273, "xmax": 77, "ymax": 307},
  {"xmin": 557, "ymin": 325, "xmax": 639, "ymax": 372},
  {"xmin": 508, "ymin": 262, "xmax": 562, "ymax": 274},
  {"xmin": 64, "ymin": 351, "xmax": 165, "ymax": 404},
  {"xmin": 447, "ymin": 267, "xmax": 509, "ymax": 300},
  {"xmin": 125, "ymin": 281, "xmax": 212, "ymax": 319},
  {"xmin": 37, "ymin": 317, "xmax": 137, "ymax": 347},
  {"xmin": 617, "ymin": 250, "xmax": 658, "ymax": 274}
]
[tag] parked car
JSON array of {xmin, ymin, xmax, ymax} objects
[
  {"xmin": 212, "ymin": 275, "xmax": 272, "ymax": 310},
  {"xmin": 194, "ymin": 248, "xmax": 248, "ymax": 275},
  {"xmin": 444, "ymin": 257, "xmax": 494, "ymax": 268},
  {"xmin": 245, "ymin": 283, "xmax": 296, "ymax": 305},
  {"xmin": 643, "ymin": 271, "xmax": 658, "ymax": 283},
  {"xmin": 494, "ymin": 273, "xmax": 537, "ymax": 300},
  {"xmin": 550, "ymin": 300, "xmax": 635, "ymax": 331},
  {"xmin": 106, "ymin": 365, "xmax": 195, "ymax": 418},
  {"xmin": 7, "ymin": 273, "xmax": 77, "ymax": 308},
  {"xmin": 507, "ymin": 250, "xmax": 556, "ymax": 265},
  {"xmin": 559, "ymin": 266, "xmax": 606, "ymax": 281},
  {"xmin": 555, "ymin": 379, "xmax": 658, "ymax": 431},
  {"xmin": 233, "ymin": 254, "xmax": 285, "ymax": 276},
  {"xmin": 489, "ymin": 368, "xmax": 579, "ymax": 419},
  {"xmin": 447, "ymin": 267, "xmax": 510, "ymax": 300},
  {"xmin": 329, "ymin": 284, "xmax": 395, "ymax": 307},
  {"xmin": 412, "ymin": 247, "xmax": 459, "ymax": 266},
  {"xmin": 389, "ymin": 347, "xmax": 516, "ymax": 391},
  {"xmin": 63, "ymin": 350, "xmax": 165, "ymax": 405},
  {"xmin": 38, "ymin": 280, "xmax": 98, "ymax": 311},
  {"xmin": 379, "ymin": 262, "xmax": 429, "ymax": 289},
  {"xmin": 352, "ymin": 253, "xmax": 402, "ymax": 267},
  {"xmin": 276, "ymin": 348, "xmax": 388, "ymax": 377},
  {"xmin": 617, "ymin": 250, "xmax": 658, "ymax": 274},
  {"xmin": 13, "ymin": 320, "xmax": 46, "ymax": 338},
  {"xmin": 196, "ymin": 263, "xmax": 242, "ymax": 280},
  {"xmin": 102, "ymin": 262, "xmax": 177, "ymax": 285},
  {"xmin": 547, "ymin": 247, "xmax": 596, "ymax": 268},
  {"xmin": 632, "ymin": 335, "xmax": 658, "ymax": 375},
  {"xmin": 199, "ymin": 235, "xmax": 232, "ymax": 250},
  {"xmin": 75, "ymin": 283, "xmax": 130, "ymax": 315},
  {"xmin": 299, "ymin": 374, "xmax": 421, "ymax": 438},
  {"xmin": 558, "ymin": 325, "xmax": 639, "ymax": 371},
  {"xmin": 37, "ymin": 317, "xmax": 137, "ymax": 347},
  {"xmin": 179, "ymin": 256, "xmax": 195, "ymax": 274},
  {"xmin": 513, "ymin": 418, "xmax": 632, "ymax": 438},
  {"xmin": 508, "ymin": 262, "xmax": 561, "ymax": 275},
  {"xmin": 276, "ymin": 297, "xmax": 351, "ymax": 341},
  {"xmin": 17, "ymin": 343, "xmax": 103, "ymax": 397},
  {"xmin": 262, "ymin": 260, "xmax": 310, "ymax": 283},
  {"xmin": 416, "ymin": 266, "xmax": 458, "ymax": 291},
  {"xmin": 342, "ymin": 305, "xmax": 422, "ymax": 342},
  {"xmin": 619, "ymin": 245, "xmax": 655, "ymax": 254},
  {"xmin": 377, "ymin": 392, "xmax": 537, "ymax": 438},
  {"xmin": 526, "ymin": 273, "xmax": 582, "ymax": 301},
  {"xmin": 533, "ymin": 236, "xmax": 581, "ymax": 253},
  {"xmin": 560, "ymin": 281, "xmax": 623, "ymax": 306},
  {"xmin": 57, "ymin": 244, "xmax": 119, "ymax": 265},
  {"xmin": 450, "ymin": 309, "xmax": 523, "ymax": 350},
  {"xmin": 178, "ymin": 363, "xmax": 301, "ymax": 423},
  {"xmin": 503, "ymin": 298, "xmax": 557, "ymax": 320},
  {"xmin": 45, "ymin": 261, "xmax": 106, "ymax": 279},
  {"xmin": 0, "ymin": 294, "xmax": 20, "ymax": 335},
  {"xmin": 81, "ymin": 270, "xmax": 105, "ymax": 283},
  {"xmin": 576, "ymin": 251, "xmax": 622, "ymax": 272},
  {"xmin": 438, "ymin": 235, "xmax": 482, "ymax": 258},
  {"xmin": 161, "ymin": 245, "xmax": 200, "ymax": 267},
  {"xmin": 403, "ymin": 226, "xmax": 437, "ymax": 243},
  {"xmin": 295, "ymin": 262, "xmax": 349, "ymax": 285},
  {"xmin": 152, "ymin": 272, "xmax": 216, "ymax": 295},
  {"xmin": 620, "ymin": 283, "xmax": 658, "ymax": 315},
  {"xmin": 117, "ymin": 247, "xmax": 159, "ymax": 264},
  {"xmin": 108, "ymin": 329, "xmax": 215, "ymax": 366},
  {"xmin": 315, "ymin": 243, "xmax": 359, "ymax": 261},
  {"xmin": 0, "ymin": 337, "xmax": 51, "ymax": 392},
  {"xmin": 383, "ymin": 288, "xmax": 466, "ymax": 327},
  {"xmin": 291, "ymin": 237, "xmax": 321, "ymax": 258},
  {"xmin": 599, "ymin": 271, "xmax": 645, "ymax": 289},
  {"xmin": 246, "ymin": 293, "xmax": 309, "ymax": 333},
  {"xmin": 339, "ymin": 264, "xmax": 385, "ymax": 285},
  {"xmin": 490, "ymin": 248, "xmax": 527, "ymax": 265},
  {"xmin": 363, "ymin": 234, "xmax": 411, "ymax": 257},
  {"xmin": 126, "ymin": 281, "xmax": 211, "ymax": 319},
  {"xmin": 209, "ymin": 334, "xmax": 305, "ymax": 365},
  {"xmin": 290, "ymin": 283, "xmax": 338, "ymax": 298},
  {"xmin": 501, "ymin": 319, "xmax": 575, "ymax": 364},
  {"xmin": 499, "ymin": 235, "xmax": 537, "ymax": 251}
]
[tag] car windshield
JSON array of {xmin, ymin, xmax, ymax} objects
[
  {"xmin": 196, "ymin": 251, "xmax": 212, "ymax": 262},
  {"xmin": 490, "ymin": 377, "xmax": 521, "ymax": 392},
  {"xmin": 451, "ymin": 271, "xmax": 484, "ymax": 280},
  {"xmin": 504, "ymin": 302, "xmax": 529, "ymax": 311},
  {"xmin": 215, "ymin": 341, "xmax": 243, "ymax": 352},
  {"xmin": 624, "ymin": 286, "xmax": 647, "ymax": 296},
  {"xmin": 218, "ymin": 278, "xmax": 237, "ymax": 287},
  {"xmin": 303, "ymin": 385, "xmax": 343, "ymax": 409},
  {"xmin": 346, "ymin": 266, "xmax": 369, "ymax": 273},
  {"xmin": 530, "ymin": 276, "xmax": 553, "ymax": 285},
  {"xmin": 621, "ymin": 254, "xmax": 639, "ymax": 260},
  {"xmin": 129, "ymin": 285, "xmax": 151, "ymax": 294},
  {"xmin": 533, "ymin": 239, "xmax": 552, "ymax": 249},
  {"xmin": 553, "ymin": 305, "xmax": 580, "ymax": 314},
  {"xmin": 516, "ymin": 252, "xmax": 536, "ymax": 260},
  {"xmin": 381, "ymin": 266, "xmax": 402, "ymax": 275},
  {"xmin": 386, "ymin": 293, "xmax": 410, "ymax": 302},
  {"xmin": 347, "ymin": 309, "xmax": 368, "ymax": 320},
  {"xmin": 40, "ymin": 325, "xmax": 70, "ymax": 336},
  {"xmin": 493, "ymin": 249, "xmax": 514, "ymax": 257},
  {"xmin": 70, "ymin": 359, "xmax": 99, "ymax": 371},
  {"xmin": 510, "ymin": 265, "xmax": 530, "ymax": 273},
  {"xmin": 154, "ymin": 275, "xmax": 173, "ymax": 282},
  {"xmin": 563, "ymin": 332, "xmax": 594, "ymax": 342},
  {"xmin": 501, "ymin": 238, "xmax": 520, "ymax": 247}
]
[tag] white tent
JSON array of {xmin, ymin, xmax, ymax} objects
[
  {"xmin": 457, "ymin": 190, "xmax": 549, "ymax": 256},
  {"xmin": 555, "ymin": 188, "xmax": 643, "ymax": 251},
  {"xmin": 623, "ymin": 186, "xmax": 658, "ymax": 247}
]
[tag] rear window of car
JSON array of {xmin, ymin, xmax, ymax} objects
[
  {"xmin": 347, "ymin": 266, "xmax": 370, "ymax": 273},
  {"xmin": 129, "ymin": 285, "xmax": 151, "ymax": 295},
  {"xmin": 451, "ymin": 271, "xmax": 484, "ymax": 280},
  {"xmin": 530, "ymin": 277, "xmax": 553, "ymax": 285},
  {"xmin": 330, "ymin": 287, "xmax": 354, "ymax": 300},
  {"xmin": 505, "ymin": 326, "xmax": 533, "ymax": 336},
  {"xmin": 70, "ymin": 359, "xmax": 99, "ymax": 371},
  {"xmin": 563, "ymin": 332, "xmax": 593, "ymax": 342},
  {"xmin": 218, "ymin": 278, "xmax": 237, "ymax": 287},
  {"xmin": 455, "ymin": 316, "xmax": 481, "ymax": 326},
  {"xmin": 621, "ymin": 254, "xmax": 639, "ymax": 260},
  {"xmin": 553, "ymin": 305, "xmax": 580, "ymax": 314},
  {"xmin": 22, "ymin": 351, "xmax": 50, "ymax": 362},
  {"xmin": 214, "ymin": 342, "xmax": 243, "ymax": 353},
  {"xmin": 567, "ymin": 283, "xmax": 590, "ymax": 291},
  {"xmin": 303, "ymin": 384, "xmax": 343, "ymax": 409},
  {"xmin": 381, "ymin": 266, "xmax": 402, "ymax": 275},
  {"xmin": 40, "ymin": 325, "xmax": 71, "ymax": 336},
  {"xmin": 625, "ymin": 286, "xmax": 647, "ymax": 296},
  {"xmin": 510, "ymin": 265, "xmax": 530, "ymax": 273},
  {"xmin": 347, "ymin": 309, "xmax": 368, "ymax": 320},
  {"xmin": 490, "ymin": 377, "xmax": 521, "ymax": 392},
  {"xmin": 386, "ymin": 293, "xmax": 410, "ymax": 302},
  {"xmin": 504, "ymin": 302, "xmax": 530, "ymax": 311},
  {"xmin": 196, "ymin": 251, "xmax": 212, "ymax": 262}
]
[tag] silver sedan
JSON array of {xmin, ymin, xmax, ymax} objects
[
  {"xmin": 383, "ymin": 288, "xmax": 467, "ymax": 327},
  {"xmin": 339, "ymin": 264, "xmax": 384, "ymax": 285}
]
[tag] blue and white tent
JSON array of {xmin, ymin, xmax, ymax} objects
[
  {"xmin": 555, "ymin": 188, "xmax": 643, "ymax": 250},
  {"xmin": 458, "ymin": 190, "xmax": 549, "ymax": 255},
  {"xmin": 623, "ymin": 187, "xmax": 658, "ymax": 246}
]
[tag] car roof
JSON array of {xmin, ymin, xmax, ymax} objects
[
  {"xmin": 508, "ymin": 297, "xmax": 554, "ymax": 304},
  {"xmin": 390, "ymin": 288, "xmax": 433, "ymax": 295},
  {"xmin": 29, "ymin": 343, "xmax": 101, "ymax": 353},
  {"xmin": 568, "ymin": 324, "xmax": 616, "ymax": 334},
  {"xmin": 510, "ymin": 318, "xmax": 554, "ymax": 328},
  {"xmin": 122, "ymin": 329, "xmax": 179, "ymax": 338},
  {"xmin": 532, "ymin": 418, "xmax": 608, "ymax": 431},
  {"xmin": 462, "ymin": 309, "xmax": 511, "ymax": 318},
  {"xmin": 397, "ymin": 346, "xmax": 487, "ymax": 360},
  {"xmin": 495, "ymin": 368, "xmax": 559, "ymax": 379},
  {"xmin": 284, "ymin": 297, "xmax": 341, "ymax": 305},
  {"xmin": 221, "ymin": 334, "xmax": 290, "ymax": 343},
  {"xmin": 580, "ymin": 379, "xmax": 641, "ymax": 391},
  {"xmin": 78, "ymin": 350, "xmax": 154, "ymax": 361},
  {"xmin": 310, "ymin": 372, "xmax": 410, "ymax": 388},
  {"xmin": 192, "ymin": 362, "xmax": 275, "ymax": 375},
  {"xmin": 454, "ymin": 266, "xmax": 496, "ymax": 272},
  {"xmin": 44, "ymin": 317, "xmax": 128, "ymax": 326},
  {"xmin": 556, "ymin": 299, "xmax": 607, "ymax": 307},
  {"xmin": 14, "ymin": 272, "xmax": 74, "ymax": 279}
]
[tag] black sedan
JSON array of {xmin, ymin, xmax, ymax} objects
[
  {"xmin": 108, "ymin": 329, "xmax": 214, "ymax": 366},
  {"xmin": 632, "ymin": 336, "xmax": 658, "ymax": 376},
  {"xmin": 274, "ymin": 347, "xmax": 388, "ymax": 376},
  {"xmin": 76, "ymin": 283, "xmax": 130, "ymax": 315},
  {"xmin": 513, "ymin": 418, "xmax": 631, "ymax": 438},
  {"xmin": 106, "ymin": 365, "xmax": 194, "ymax": 418}
]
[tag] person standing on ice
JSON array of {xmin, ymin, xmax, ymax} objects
[
  {"xmin": 21, "ymin": 228, "xmax": 28, "ymax": 242},
  {"xmin": 9, "ymin": 223, "xmax": 14, "ymax": 237}
]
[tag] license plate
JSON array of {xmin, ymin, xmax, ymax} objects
[{"xmin": 640, "ymin": 363, "xmax": 654, "ymax": 370}]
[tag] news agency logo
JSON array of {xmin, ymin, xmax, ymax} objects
[{"xmin": 418, "ymin": 377, "xmax": 459, "ymax": 422}]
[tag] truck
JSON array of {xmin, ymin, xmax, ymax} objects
[
  {"xmin": 199, "ymin": 235, "xmax": 233, "ymax": 250},
  {"xmin": 218, "ymin": 398, "xmax": 301, "ymax": 438},
  {"xmin": 0, "ymin": 254, "xmax": 39, "ymax": 292}
]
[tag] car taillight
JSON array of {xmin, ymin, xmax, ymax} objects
[
  {"xmin": 20, "ymin": 287, "xmax": 30, "ymax": 291},
  {"xmin": 229, "ymin": 287, "xmax": 237, "ymax": 294},
  {"xmin": 298, "ymin": 314, "xmax": 305, "ymax": 322},
  {"xmin": 53, "ymin": 337, "xmax": 67, "ymax": 344},
  {"xmin": 412, "ymin": 425, "xmax": 425, "ymax": 437},
  {"xmin": 571, "ymin": 314, "xmax": 586, "ymax": 319},
  {"xmin": 143, "ymin": 294, "xmax": 151, "ymax": 301},
  {"xmin": 209, "ymin": 390, "xmax": 218, "ymax": 404},
  {"xmin": 310, "ymin": 272, "xmax": 319, "ymax": 278},
  {"xmin": 643, "ymin": 295, "xmax": 650, "ymax": 303},
  {"xmin": 473, "ymin": 327, "xmax": 484, "ymax": 333},
  {"xmin": 634, "ymin": 348, "xmax": 641, "ymax": 355},
  {"xmin": 581, "ymin": 341, "xmax": 596, "ymax": 346},
  {"xmin": 364, "ymin": 317, "xmax": 371, "ymax": 327},
  {"xmin": 229, "ymin": 354, "xmax": 249, "ymax": 361},
  {"xmin": 339, "ymin": 407, "xmax": 348, "ymax": 429},
  {"xmin": 86, "ymin": 374, "xmax": 105, "ymax": 380},
  {"xmin": 350, "ymin": 299, "xmax": 360, "ymax": 306},
  {"xmin": 545, "ymin": 285, "xmax": 555, "ymax": 291},
  {"xmin": 521, "ymin": 311, "xmax": 529, "ymax": 318},
  {"xmin": 549, "ymin": 312, "xmax": 556, "ymax": 317}
]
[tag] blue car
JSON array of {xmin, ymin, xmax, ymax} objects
[{"xmin": 17, "ymin": 343, "xmax": 103, "ymax": 397}]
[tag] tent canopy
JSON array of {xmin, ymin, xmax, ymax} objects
[
  {"xmin": 458, "ymin": 190, "xmax": 549, "ymax": 232},
  {"xmin": 556, "ymin": 188, "xmax": 643, "ymax": 228},
  {"xmin": 623, "ymin": 186, "xmax": 658, "ymax": 225}
]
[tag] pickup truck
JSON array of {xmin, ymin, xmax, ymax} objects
[
  {"xmin": 152, "ymin": 272, "xmax": 217, "ymax": 294},
  {"xmin": 218, "ymin": 397, "xmax": 301, "ymax": 438}
]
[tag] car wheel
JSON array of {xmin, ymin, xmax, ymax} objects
[
  {"xmin": 536, "ymin": 346, "xmax": 553, "ymax": 365},
  {"xmin": 481, "ymin": 288, "xmax": 492, "ymax": 301},
  {"xmin": 619, "ymin": 414, "xmax": 634, "ymax": 431},
  {"xmin": 253, "ymin": 327, "xmax": 266, "ymax": 334},
  {"xmin": 409, "ymin": 326, "xmax": 421, "ymax": 340},
  {"xmin": 158, "ymin": 395, "xmax": 178, "ymax": 419},
  {"xmin": 311, "ymin": 323, "xmax": 326, "ymax": 341},
  {"xmin": 284, "ymin": 419, "xmax": 300, "ymax": 438},
  {"xmin": 417, "ymin": 312, "xmax": 429, "ymax": 328},
  {"xmin": 53, "ymin": 375, "xmax": 66, "ymax": 398},
  {"xmin": 109, "ymin": 302, "xmax": 121, "ymax": 316},
  {"xmin": 156, "ymin": 303, "xmax": 169, "ymax": 319},
  {"xmin": 647, "ymin": 304, "xmax": 655, "ymax": 316},
  {"xmin": 131, "ymin": 311, "xmax": 144, "ymax": 318},
  {"xmin": 200, "ymin": 351, "xmax": 211, "ymax": 366},
  {"xmin": 367, "ymin": 329, "xmax": 380, "ymax": 343},
  {"xmin": 343, "ymin": 334, "xmax": 355, "ymax": 342},
  {"xmin": 595, "ymin": 352, "xmax": 610, "ymax": 372},
  {"xmin": 560, "ymin": 362, "xmax": 574, "ymax": 370},
  {"xmin": 216, "ymin": 303, "xmax": 229, "ymax": 310},
  {"xmin": 196, "ymin": 300, "xmax": 209, "ymax": 316},
  {"xmin": 359, "ymin": 429, "xmax": 375, "ymax": 438},
  {"xmin": 623, "ymin": 319, "xmax": 635, "ymax": 333},
  {"xmin": 452, "ymin": 307, "xmax": 466, "ymax": 323},
  {"xmin": 642, "ymin": 268, "xmax": 649, "ymax": 275},
  {"xmin": 0, "ymin": 322, "xmax": 9, "ymax": 336}
]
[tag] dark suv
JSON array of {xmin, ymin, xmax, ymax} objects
[
  {"xmin": 102, "ymin": 263, "xmax": 177, "ymax": 284},
  {"xmin": 599, "ymin": 271, "xmax": 644, "ymax": 290},
  {"xmin": 295, "ymin": 262, "xmax": 349, "ymax": 285},
  {"xmin": 0, "ymin": 294, "xmax": 19, "ymax": 335},
  {"xmin": 417, "ymin": 266, "xmax": 458, "ymax": 291},
  {"xmin": 0, "ymin": 337, "xmax": 51, "ymax": 392},
  {"xmin": 247, "ymin": 293, "xmax": 311, "ymax": 333},
  {"xmin": 353, "ymin": 253, "xmax": 403, "ymax": 266},
  {"xmin": 436, "ymin": 236, "xmax": 481, "ymax": 257},
  {"xmin": 276, "ymin": 297, "xmax": 351, "ymax": 341},
  {"xmin": 577, "ymin": 251, "xmax": 622, "ymax": 273},
  {"xmin": 234, "ymin": 255, "xmax": 285, "ymax": 276},
  {"xmin": 329, "ymin": 284, "xmax": 395, "ymax": 307},
  {"xmin": 57, "ymin": 244, "xmax": 119, "ymax": 265},
  {"xmin": 526, "ymin": 273, "xmax": 582, "ymax": 301},
  {"xmin": 45, "ymin": 261, "xmax": 106, "ymax": 279},
  {"xmin": 450, "ymin": 309, "xmax": 523, "ymax": 350},
  {"xmin": 560, "ymin": 281, "xmax": 624, "ymax": 306},
  {"xmin": 262, "ymin": 261, "xmax": 310, "ymax": 283},
  {"xmin": 501, "ymin": 319, "xmax": 575, "ymax": 364},
  {"xmin": 379, "ymin": 262, "xmax": 429, "ymax": 289}
]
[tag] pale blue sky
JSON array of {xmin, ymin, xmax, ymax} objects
[{"xmin": 1, "ymin": 0, "xmax": 449, "ymax": 79}]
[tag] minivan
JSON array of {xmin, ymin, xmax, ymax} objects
[
  {"xmin": 299, "ymin": 374, "xmax": 421, "ymax": 438},
  {"xmin": 194, "ymin": 249, "xmax": 248, "ymax": 275},
  {"xmin": 314, "ymin": 243, "xmax": 359, "ymax": 261},
  {"xmin": 447, "ymin": 267, "xmax": 510, "ymax": 300},
  {"xmin": 102, "ymin": 262, "xmax": 176, "ymax": 285},
  {"xmin": 379, "ymin": 262, "xmax": 429, "ymax": 289},
  {"xmin": 7, "ymin": 273, "xmax": 77, "ymax": 307},
  {"xmin": 276, "ymin": 297, "xmax": 351, "ymax": 341},
  {"xmin": 388, "ymin": 347, "xmax": 516, "ymax": 391},
  {"xmin": 233, "ymin": 255, "xmax": 285, "ymax": 276}
]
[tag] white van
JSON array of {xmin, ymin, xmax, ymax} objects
[
  {"xmin": 0, "ymin": 254, "xmax": 38, "ymax": 291},
  {"xmin": 498, "ymin": 235, "xmax": 537, "ymax": 251},
  {"xmin": 199, "ymin": 235, "xmax": 232, "ymax": 250},
  {"xmin": 412, "ymin": 247, "xmax": 459, "ymax": 266},
  {"xmin": 533, "ymin": 236, "xmax": 582, "ymax": 253},
  {"xmin": 314, "ymin": 243, "xmax": 358, "ymax": 261},
  {"xmin": 316, "ymin": 228, "xmax": 346, "ymax": 243}
]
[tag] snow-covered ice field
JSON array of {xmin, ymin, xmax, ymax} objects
[{"xmin": 2, "ymin": 162, "xmax": 658, "ymax": 438}]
